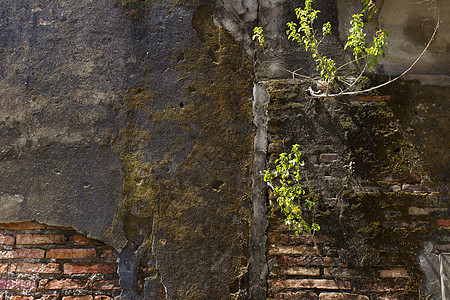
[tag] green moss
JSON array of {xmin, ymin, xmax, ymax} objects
[
  {"xmin": 109, "ymin": 86, "xmax": 162, "ymax": 220},
  {"xmin": 340, "ymin": 98, "xmax": 423, "ymax": 178},
  {"xmin": 107, "ymin": 3, "xmax": 254, "ymax": 298},
  {"xmin": 339, "ymin": 191, "xmax": 446, "ymax": 296},
  {"xmin": 380, "ymin": 81, "xmax": 450, "ymax": 182}
]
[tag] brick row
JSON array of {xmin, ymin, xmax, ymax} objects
[
  {"xmin": 10, "ymin": 262, "xmax": 61, "ymax": 274},
  {"xmin": 3, "ymin": 296, "xmax": 114, "ymax": 300},
  {"xmin": 269, "ymin": 278, "xmax": 351, "ymax": 290},
  {"xmin": 0, "ymin": 222, "xmax": 120, "ymax": 299},
  {"xmin": 0, "ymin": 249, "xmax": 114, "ymax": 260},
  {"xmin": 0, "ymin": 279, "xmax": 37, "ymax": 291}
]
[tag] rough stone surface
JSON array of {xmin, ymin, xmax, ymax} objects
[
  {"xmin": 264, "ymin": 79, "xmax": 449, "ymax": 299},
  {"xmin": 0, "ymin": 0, "xmax": 128, "ymax": 249},
  {"xmin": 0, "ymin": 0, "xmax": 254, "ymax": 299},
  {"xmin": 1, "ymin": 0, "xmax": 449, "ymax": 299}
]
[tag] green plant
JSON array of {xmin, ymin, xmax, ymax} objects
[
  {"xmin": 263, "ymin": 144, "xmax": 319, "ymax": 235},
  {"xmin": 254, "ymin": 0, "xmax": 440, "ymax": 97},
  {"xmin": 252, "ymin": 26, "xmax": 265, "ymax": 53},
  {"xmin": 286, "ymin": 0, "xmax": 338, "ymax": 83},
  {"xmin": 284, "ymin": 0, "xmax": 387, "ymax": 92}
]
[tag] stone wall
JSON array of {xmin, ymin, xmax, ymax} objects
[{"xmin": 263, "ymin": 80, "xmax": 449, "ymax": 299}]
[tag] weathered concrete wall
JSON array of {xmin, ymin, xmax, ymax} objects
[
  {"xmin": 0, "ymin": 0, "xmax": 255, "ymax": 299},
  {"xmin": 1, "ymin": 0, "xmax": 449, "ymax": 299},
  {"xmin": 338, "ymin": 0, "xmax": 450, "ymax": 79},
  {"xmin": 0, "ymin": 0, "xmax": 128, "ymax": 249}
]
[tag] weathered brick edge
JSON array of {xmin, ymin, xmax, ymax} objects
[{"xmin": 0, "ymin": 221, "xmax": 120, "ymax": 300}]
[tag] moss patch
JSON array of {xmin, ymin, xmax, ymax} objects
[
  {"xmin": 333, "ymin": 191, "xmax": 446, "ymax": 295},
  {"xmin": 342, "ymin": 100, "xmax": 423, "ymax": 178},
  {"xmin": 108, "ymin": 3, "xmax": 254, "ymax": 299}
]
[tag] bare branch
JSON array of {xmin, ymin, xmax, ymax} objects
[
  {"xmin": 306, "ymin": 13, "xmax": 441, "ymax": 98},
  {"xmin": 341, "ymin": 64, "xmax": 368, "ymax": 93},
  {"xmin": 335, "ymin": 54, "xmax": 368, "ymax": 74},
  {"xmin": 279, "ymin": 65, "xmax": 322, "ymax": 86}
]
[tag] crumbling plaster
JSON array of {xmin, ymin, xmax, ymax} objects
[{"xmin": 0, "ymin": 0, "xmax": 449, "ymax": 299}]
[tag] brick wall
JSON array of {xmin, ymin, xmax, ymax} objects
[
  {"xmin": 264, "ymin": 80, "xmax": 449, "ymax": 299},
  {"xmin": 0, "ymin": 222, "xmax": 120, "ymax": 300}
]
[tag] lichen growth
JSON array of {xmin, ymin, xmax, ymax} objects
[
  {"xmin": 265, "ymin": 78, "xmax": 447, "ymax": 298},
  {"xmin": 108, "ymin": 2, "xmax": 254, "ymax": 298},
  {"xmin": 342, "ymin": 98, "xmax": 423, "ymax": 178},
  {"xmin": 338, "ymin": 191, "xmax": 446, "ymax": 296}
]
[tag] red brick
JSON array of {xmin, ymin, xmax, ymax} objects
[
  {"xmin": 269, "ymin": 279, "xmax": 351, "ymax": 291},
  {"xmin": 269, "ymin": 244, "xmax": 317, "ymax": 256},
  {"xmin": 354, "ymin": 281, "xmax": 406, "ymax": 292},
  {"xmin": 94, "ymin": 297, "xmax": 113, "ymax": 300},
  {"xmin": 382, "ymin": 221, "xmax": 429, "ymax": 229},
  {"xmin": 408, "ymin": 207, "xmax": 447, "ymax": 215},
  {"xmin": 437, "ymin": 219, "xmax": 450, "ymax": 227},
  {"xmin": 434, "ymin": 244, "xmax": 450, "ymax": 252},
  {"xmin": 99, "ymin": 250, "xmax": 116, "ymax": 259},
  {"xmin": 350, "ymin": 95, "xmax": 391, "ymax": 102},
  {"xmin": 64, "ymin": 263, "xmax": 116, "ymax": 274},
  {"xmin": 42, "ymin": 279, "xmax": 88, "ymax": 289},
  {"xmin": 46, "ymin": 248, "xmax": 96, "ymax": 259},
  {"xmin": 278, "ymin": 255, "xmax": 347, "ymax": 267},
  {"xmin": 319, "ymin": 292, "xmax": 369, "ymax": 300},
  {"xmin": 323, "ymin": 268, "xmax": 370, "ymax": 279},
  {"xmin": 16, "ymin": 234, "xmax": 66, "ymax": 245},
  {"xmin": 10, "ymin": 296, "xmax": 35, "ymax": 300},
  {"xmin": 62, "ymin": 297, "xmax": 93, "ymax": 300},
  {"xmin": 268, "ymin": 233, "xmax": 331, "ymax": 244},
  {"xmin": 377, "ymin": 173, "xmax": 421, "ymax": 183},
  {"xmin": 0, "ymin": 279, "xmax": 37, "ymax": 291},
  {"xmin": 0, "ymin": 222, "xmax": 47, "ymax": 230},
  {"xmin": 271, "ymin": 266, "xmax": 320, "ymax": 276},
  {"xmin": 93, "ymin": 280, "xmax": 120, "ymax": 290},
  {"xmin": 0, "ymin": 234, "xmax": 15, "ymax": 245},
  {"xmin": 0, "ymin": 264, "xmax": 7, "ymax": 274},
  {"xmin": 402, "ymin": 184, "xmax": 434, "ymax": 193},
  {"xmin": 319, "ymin": 153, "xmax": 339, "ymax": 163},
  {"xmin": 10, "ymin": 263, "xmax": 61, "ymax": 274},
  {"xmin": 273, "ymin": 291, "xmax": 318, "ymax": 300},
  {"xmin": 40, "ymin": 295, "xmax": 60, "ymax": 300},
  {"xmin": 375, "ymin": 295, "xmax": 412, "ymax": 300},
  {"xmin": 379, "ymin": 269, "xmax": 408, "ymax": 278},
  {"xmin": 0, "ymin": 249, "xmax": 45, "ymax": 259},
  {"xmin": 70, "ymin": 235, "xmax": 101, "ymax": 246}
]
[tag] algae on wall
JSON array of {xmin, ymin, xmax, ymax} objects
[
  {"xmin": 0, "ymin": 0, "xmax": 255, "ymax": 298},
  {"xmin": 264, "ymin": 78, "xmax": 449, "ymax": 298},
  {"xmin": 108, "ymin": 2, "xmax": 255, "ymax": 299}
]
